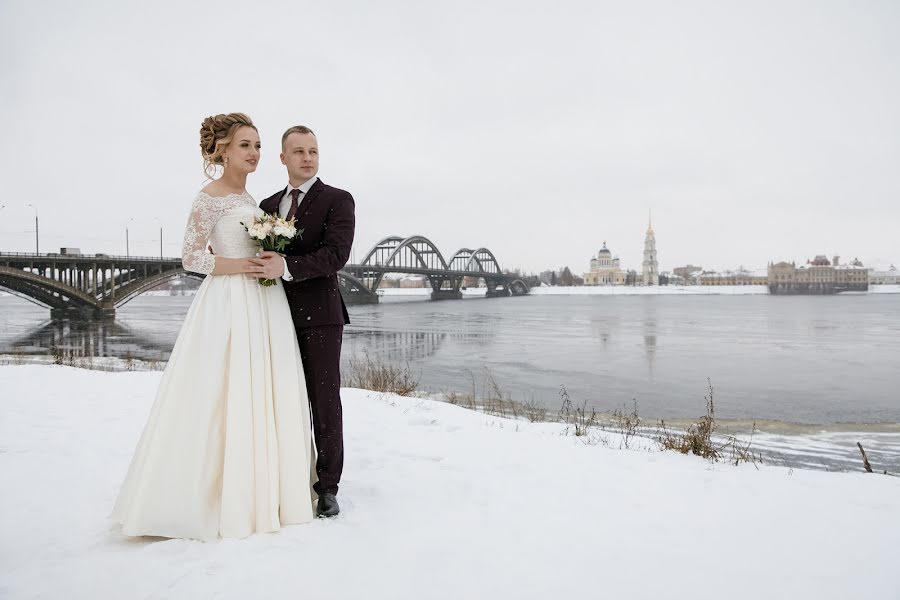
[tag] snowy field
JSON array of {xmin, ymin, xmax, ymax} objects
[{"xmin": 1, "ymin": 365, "xmax": 899, "ymax": 600}]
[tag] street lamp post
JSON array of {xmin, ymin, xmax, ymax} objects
[
  {"xmin": 26, "ymin": 203, "xmax": 39, "ymax": 254},
  {"xmin": 126, "ymin": 218, "xmax": 135, "ymax": 259},
  {"xmin": 154, "ymin": 218, "xmax": 163, "ymax": 259}
]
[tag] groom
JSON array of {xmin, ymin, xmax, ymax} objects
[{"xmin": 253, "ymin": 125, "xmax": 355, "ymax": 518}]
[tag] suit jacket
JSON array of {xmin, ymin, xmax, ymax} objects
[{"xmin": 260, "ymin": 178, "xmax": 355, "ymax": 328}]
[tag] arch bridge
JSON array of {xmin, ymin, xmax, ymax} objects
[
  {"xmin": 343, "ymin": 235, "xmax": 529, "ymax": 301},
  {"xmin": 0, "ymin": 252, "xmax": 206, "ymax": 319}
]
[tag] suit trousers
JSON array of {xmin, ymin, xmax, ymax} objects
[{"xmin": 295, "ymin": 324, "xmax": 344, "ymax": 496}]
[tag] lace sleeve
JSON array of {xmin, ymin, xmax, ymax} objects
[{"xmin": 181, "ymin": 193, "xmax": 224, "ymax": 275}]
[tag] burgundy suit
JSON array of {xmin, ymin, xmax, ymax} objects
[{"xmin": 260, "ymin": 178, "xmax": 355, "ymax": 496}]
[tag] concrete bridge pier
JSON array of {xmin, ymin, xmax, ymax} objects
[
  {"xmin": 431, "ymin": 289, "xmax": 463, "ymax": 301},
  {"xmin": 50, "ymin": 306, "xmax": 116, "ymax": 320},
  {"xmin": 342, "ymin": 291, "xmax": 379, "ymax": 305},
  {"xmin": 485, "ymin": 286, "xmax": 511, "ymax": 298}
]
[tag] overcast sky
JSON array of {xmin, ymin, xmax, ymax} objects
[{"xmin": 2, "ymin": 0, "xmax": 898, "ymax": 273}]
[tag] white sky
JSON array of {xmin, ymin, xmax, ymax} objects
[{"xmin": 2, "ymin": 0, "xmax": 898, "ymax": 273}]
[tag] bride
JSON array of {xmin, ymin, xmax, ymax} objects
[{"xmin": 112, "ymin": 113, "xmax": 315, "ymax": 540}]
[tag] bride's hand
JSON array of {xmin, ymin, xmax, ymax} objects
[
  {"xmin": 242, "ymin": 258, "xmax": 267, "ymax": 276},
  {"xmin": 248, "ymin": 252, "xmax": 286, "ymax": 279},
  {"xmin": 210, "ymin": 257, "xmax": 265, "ymax": 276}
]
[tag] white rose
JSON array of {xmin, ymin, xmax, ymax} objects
[
  {"xmin": 273, "ymin": 224, "xmax": 290, "ymax": 237},
  {"xmin": 250, "ymin": 223, "xmax": 267, "ymax": 240}
]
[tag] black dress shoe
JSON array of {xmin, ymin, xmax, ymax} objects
[{"xmin": 316, "ymin": 493, "xmax": 340, "ymax": 518}]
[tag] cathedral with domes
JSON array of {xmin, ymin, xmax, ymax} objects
[{"xmin": 584, "ymin": 242, "xmax": 626, "ymax": 285}]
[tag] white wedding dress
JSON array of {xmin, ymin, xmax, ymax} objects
[{"xmin": 112, "ymin": 191, "xmax": 315, "ymax": 540}]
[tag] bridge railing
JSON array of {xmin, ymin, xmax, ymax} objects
[{"xmin": 0, "ymin": 252, "xmax": 181, "ymax": 263}]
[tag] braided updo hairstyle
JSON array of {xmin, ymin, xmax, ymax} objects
[{"xmin": 199, "ymin": 113, "xmax": 257, "ymax": 178}]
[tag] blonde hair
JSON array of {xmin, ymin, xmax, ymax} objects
[
  {"xmin": 281, "ymin": 125, "xmax": 316, "ymax": 150},
  {"xmin": 199, "ymin": 113, "xmax": 257, "ymax": 178}
]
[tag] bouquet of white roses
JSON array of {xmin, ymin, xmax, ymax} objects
[{"xmin": 242, "ymin": 213, "xmax": 303, "ymax": 286}]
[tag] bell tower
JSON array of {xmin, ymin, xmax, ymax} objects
[{"xmin": 642, "ymin": 210, "xmax": 659, "ymax": 286}]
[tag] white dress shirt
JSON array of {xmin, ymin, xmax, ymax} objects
[{"xmin": 277, "ymin": 176, "xmax": 318, "ymax": 282}]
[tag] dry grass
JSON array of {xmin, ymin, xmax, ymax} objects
[
  {"xmin": 608, "ymin": 400, "xmax": 642, "ymax": 449},
  {"xmin": 480, "ymin": 368, "xmax": 521, "ymax": 419},
  {"xmin": 441, "ymin": 367, "xmax": 526, "ymax": 419},
  {"xmin": 342, "ymin": 350, "xmax": 420, "ymax": 397},
  {"xmin": 557, "ymin": 385, "xmax": 597, "ymax": 436},
  {"xmin": 1, "ymin": 349, "xmax": 164, "ymax": 372},
  {"xmin": 656, "ymin": 379, "xmax": 759, "ymax": 466},
  {"xmin": 521, "ymin": 394, "xmax": 547, "ymax": 423},
  {"xmin": 433, "ymin": 371, "xmax": 759, "ymax": 467}
]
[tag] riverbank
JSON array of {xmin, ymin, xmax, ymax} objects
[
  {"xmin": 1, "ymin": 364, "xmax": 898, "ymax": 599},
  {"xmin": 3, "ymin": 350, "xmax": 899, "ymax": 473},
  {"xmin": 378, "ymin": 284, "xmax": 900, "ymax": 297}
]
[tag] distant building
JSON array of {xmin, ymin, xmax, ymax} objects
[
  {"xmin": 697, "ymin": 269, "xmax": 767, "ymax": 286},
  {"xmin": 399, "ymin": 276, "xmax": 427, "ymax": 288},
  {"xmin": 869, "ymin": 265, "xmax": 899, "ymax": 285},
  {"xmin": 673, "ymin": 265, "xmax": 703, "ymax": 285},
  {"xmin": 584, "ymin": 242, "xmax": 625, "ymax": 285},
  {"xmin": 642, "ymin": 215, "xmax": 659, "ymax": 286},
  {"xmin": 768, "ymin": 255, "xmax": 868, "ymax": 294}
]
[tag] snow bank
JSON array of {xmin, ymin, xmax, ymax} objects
[
  {"xmin": 1, "ymin": 365, "xmax": 898, "ymax": 600},
  {"xmin": 530, "ymin": 284, "xmax": 769, "ymax": 295},
  {"xmin": 342, "ymin": 284, "xmax": 900, "ymax": 299},
  {"xmin": 870, "ymin": 284, "xmax": 900, "ymax": 294}
]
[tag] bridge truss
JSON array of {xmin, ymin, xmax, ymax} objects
[{"xmin": 344, "ymin": 235, "xmax": 529, "ymax": 300}]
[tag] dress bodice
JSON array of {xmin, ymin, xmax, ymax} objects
[{"xmin": 181, "ymin": 192, "xmax": 262, "ymax": 275}]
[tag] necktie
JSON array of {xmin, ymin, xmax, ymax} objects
[{"xmin": 287, "ymin": 188, "xmax": 301, "ymax": 221}]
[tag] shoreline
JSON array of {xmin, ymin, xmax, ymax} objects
[
  {"xmin": 1, "ymin": 361, "xmax": 897, "ymax": 474},
  {"xmin": 2, "ymin": 355, "xmax": 897, "ymax": 435},
  {"xmin": 378, "ymin": 284, "xmax": 900, "ymax": 297}
]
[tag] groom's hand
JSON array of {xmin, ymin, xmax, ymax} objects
[{"xmin": 250, "ymin": 251, "xmax": 286, "ymax": 279}]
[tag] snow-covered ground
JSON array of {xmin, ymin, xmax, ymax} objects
[
  {"xmin": 869, "ymin": 284, "xmax": 900, "ymax": 294},
  {"xmin": 529, "ymin": 284, "xmax": 769, "ymax": 295},
  {"xmin": 1, "ymin": 365, "xmax": 899, "ymax": 600},
  {"xmin": 531, "ymin": 284, "xmax": 900, "ymax": 295}
]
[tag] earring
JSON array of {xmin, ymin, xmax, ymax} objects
[{"xmin": 224, "ymin": 156, "xmax": 229, "ymax": 165}]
